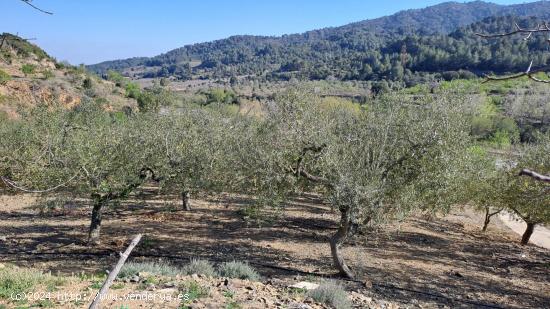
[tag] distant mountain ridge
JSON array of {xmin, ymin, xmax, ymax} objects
[{"xmin": 87, "ymin": 1, "xmax": 550, "ymax": 83}]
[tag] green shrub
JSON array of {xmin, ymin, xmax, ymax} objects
[
  {"xmin": 42, "ymin": 70, "xmax": 54, "ymax": 80},
  {"xmin": 83, "ymin": 77, "xmax": 93, "ymax": 89},
  {"xmin": 307, "ymin": 282, "xmax": 351, "ymax": 309},
  {"xmin": 125, "ymin": 82, "xmax": 141, "ymax": 99},
  {"xmin": 182, "ymin": 281, "xmax": 209, "ymax": 303},
  {"xmin": 0, "ymin": 69, "xmax": 10, "ymax": 85},
  {"xmin": 118, "ymin": 261, "xmax": 181, "ymax": 279},
  {"xmin": 21, "ymin": 64, "xmax": 36, "ymax": 76},
  {"xmin": 182, "ymin": 259, "xmax": 217, "ymax": 277},
  {"xmin": 107, "ymin": 70, "xmax": 125, "ymax": 87},
  {"xmin": 218, "ymin": 261, "xmax": 259, "ymax": 281},
  {"xmin": 203, "ymin": 88, "xmax": 238, "ymax": 105}
]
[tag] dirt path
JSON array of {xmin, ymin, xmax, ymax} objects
[{"xmin": 497, "ymin": 212, "xmax": 550, "ymax": 249}]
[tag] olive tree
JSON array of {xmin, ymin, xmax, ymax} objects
[
  {"xmin": 230, "ymin": 89, "xmax": 473, "ymax": 278},
  {"xmin": 504, "ymin": 134, "xmax": 550, "ymax": 244},
  {"xmin": 0, "ymin": 103, "xmax": 159, "ymax": 244},
  {"xmin": 467, "ymin": 134, "xmax": 550, "ymax": 244},
  {"xmin": 147, "ymin": 106, "xmax": 238, "ymax": 211},
  {"xmin": 464, "ymin": 148, "xmax": 506, "ymax": 232}
]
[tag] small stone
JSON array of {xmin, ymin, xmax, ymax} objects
[
  {"xmin": 130, "ymin": 275, "xmax": 140, "ymax": 283},
  {"xmin": 163, "ymin": 282, "xmax": 176, "ymax": 288},
  {"xmin": 191, "ymin": 274, "xmax": 200, "ymax": 280},
  {"xmin": 288, "ymin": 282, "xmax": 319, "ymax": 291},
  {"xmin": 157, "ymin": 288, "xmax": 178, "ymax": 294}
]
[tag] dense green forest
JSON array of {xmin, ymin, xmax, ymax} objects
[{"xmin": 88, "ymin": 1, "xmax": 550, "ymax": 84}]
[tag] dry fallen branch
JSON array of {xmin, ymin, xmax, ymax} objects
[
  {"xmin": 519, "ymin": 169, "xmax": 550, "ymax": 183},
  {"xmin": 89, "ymin": 234, "xmax": 142, "ymax": 309}
]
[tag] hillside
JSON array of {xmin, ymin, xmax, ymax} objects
[
  {"xmin": 87, "ymin": 1, "xmax": 550, "ymax": 83},
  {"xmin": 0, "ymin": 34, "xmax": 136, "ymax": 119}
]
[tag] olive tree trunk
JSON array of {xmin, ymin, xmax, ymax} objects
[
  {"xmin": 482, "ymin": 207, "xmax": 501, "ymax": 232},
  {"xmin": 482, "ymin": 208, "xmax": 491, "ymax": 232},
  {"xmin": 181, "ymin": 190, "xmax": 191, "ymax": 211},
  {"xmin": 330, "ymin": 207, "xmax": 355, "ymax": 279},
  {"xmin": 89, "ymin": 197, "xmax": 105, "ymax": 244},
  {"xmin": 520, "ymin": 222, "xmax": 536, "ymax": 245}
]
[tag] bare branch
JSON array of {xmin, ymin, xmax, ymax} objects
[
  {"xmin": 1, "ymin": 174, "xmax": 79, "ymax": 193},
  {"xmin": 475, "ymin": 22, "xmax": 550, "ymax": 39},
  {"xmin": 482, "ymin": 61, "xmax": 550, "ymax": 84},
  {"xmin": 19, "ymin": 0, "xmax": 53, "ymax": 15},
  {"xmin": 519, "ymin": 169, "xmax": 550, "ymax": 183}
]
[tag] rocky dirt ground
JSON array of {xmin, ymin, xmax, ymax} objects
[
  {"xmin": 0, "ymin": 265, "xmax": 379, "ymax": 309},
  {"xmin": 0, "ymin": 192, "xmax": 548, "ymax": 308}
]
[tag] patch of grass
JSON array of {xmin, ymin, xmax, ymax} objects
[
  {"xmin": 223, "ymin": 290, "xmax": 241, "ymax": 309},
  {"xmin": 0, "ymin": 265, "xmax": 64, "ymax": 300},
  {"xmin": 307, "ymin": 281, "xmax": 351, "ymax": 309},
  {"xmin": 35, "ymin": 299, "xmax": 54, "ymax": 308},
  {"xmin": 89, "ymin": 281, "xmax": 103, "ymax": 289},
  {"xmin": 285, "ymin": 286, "xmax": 307, "ymax": 298},
  {"xmin": 111, "ymin": 282, "xmax": 125, "ymax": 290},
  {"xmin": 118, "ymin": 261, "xmax": 181, "ymax": 279},
  {"xmin": 225, "ymin": 302, "xmax": 242, "ymax": 309},
  {"xmin": 218, "ymin": 261, "xmax": 260, "ymax": 281},
  {"xmin": 77, "ymin": 272, "xmax": 105, "ymax": 280},
  {"xmin": 0, "ymin": 69, "xmax": 11, "ymax": 85},
  {"xmin": 182, "ymin": 259, "xmax": 217, "ymax": 277},
  {"xmin": 42, "ymin": 70, "xmax": 54, "ymax": 80},
  {"xmin": 21, "ymin": 64, "xmax": 36, "ymax": 76},
  {"xmin": 222, "ymin": 290, "xmax": 234, "ymax": 299},
  {"xmin": 179, "ymin": 281, "xmax": 209, "ymax": 308}
]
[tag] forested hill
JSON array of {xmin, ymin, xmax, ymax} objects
[{"xmin": 87, "ymin": 1, "xmax": 550, "ymax": 83}]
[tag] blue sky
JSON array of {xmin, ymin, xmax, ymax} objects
[{"xmin": 0, "ymin": 0, "xmax": 538, "ymax": 64}]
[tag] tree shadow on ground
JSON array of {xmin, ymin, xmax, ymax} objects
[{"xmin": 0, "ymin": 193, "xmax": 548, "ymax": 308}]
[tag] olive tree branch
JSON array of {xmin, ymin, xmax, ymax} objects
[
  {"xmin": 476, "ymin": 22, "xmax": 550, "ymax": 83},
  {"xmin": 19, "ymin": 0, "xmax": 53, "ymax": 15},
  {"xmin": 475, "ymin": 22, "xmax": 550, "ymax": 40},
  {"xmin": 1, "ymin": 173, "xmax": 79, "ymax": 193},
  {"xmin": 481, "ymin": 61, "xmax": 550, "ymax": 84}
]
